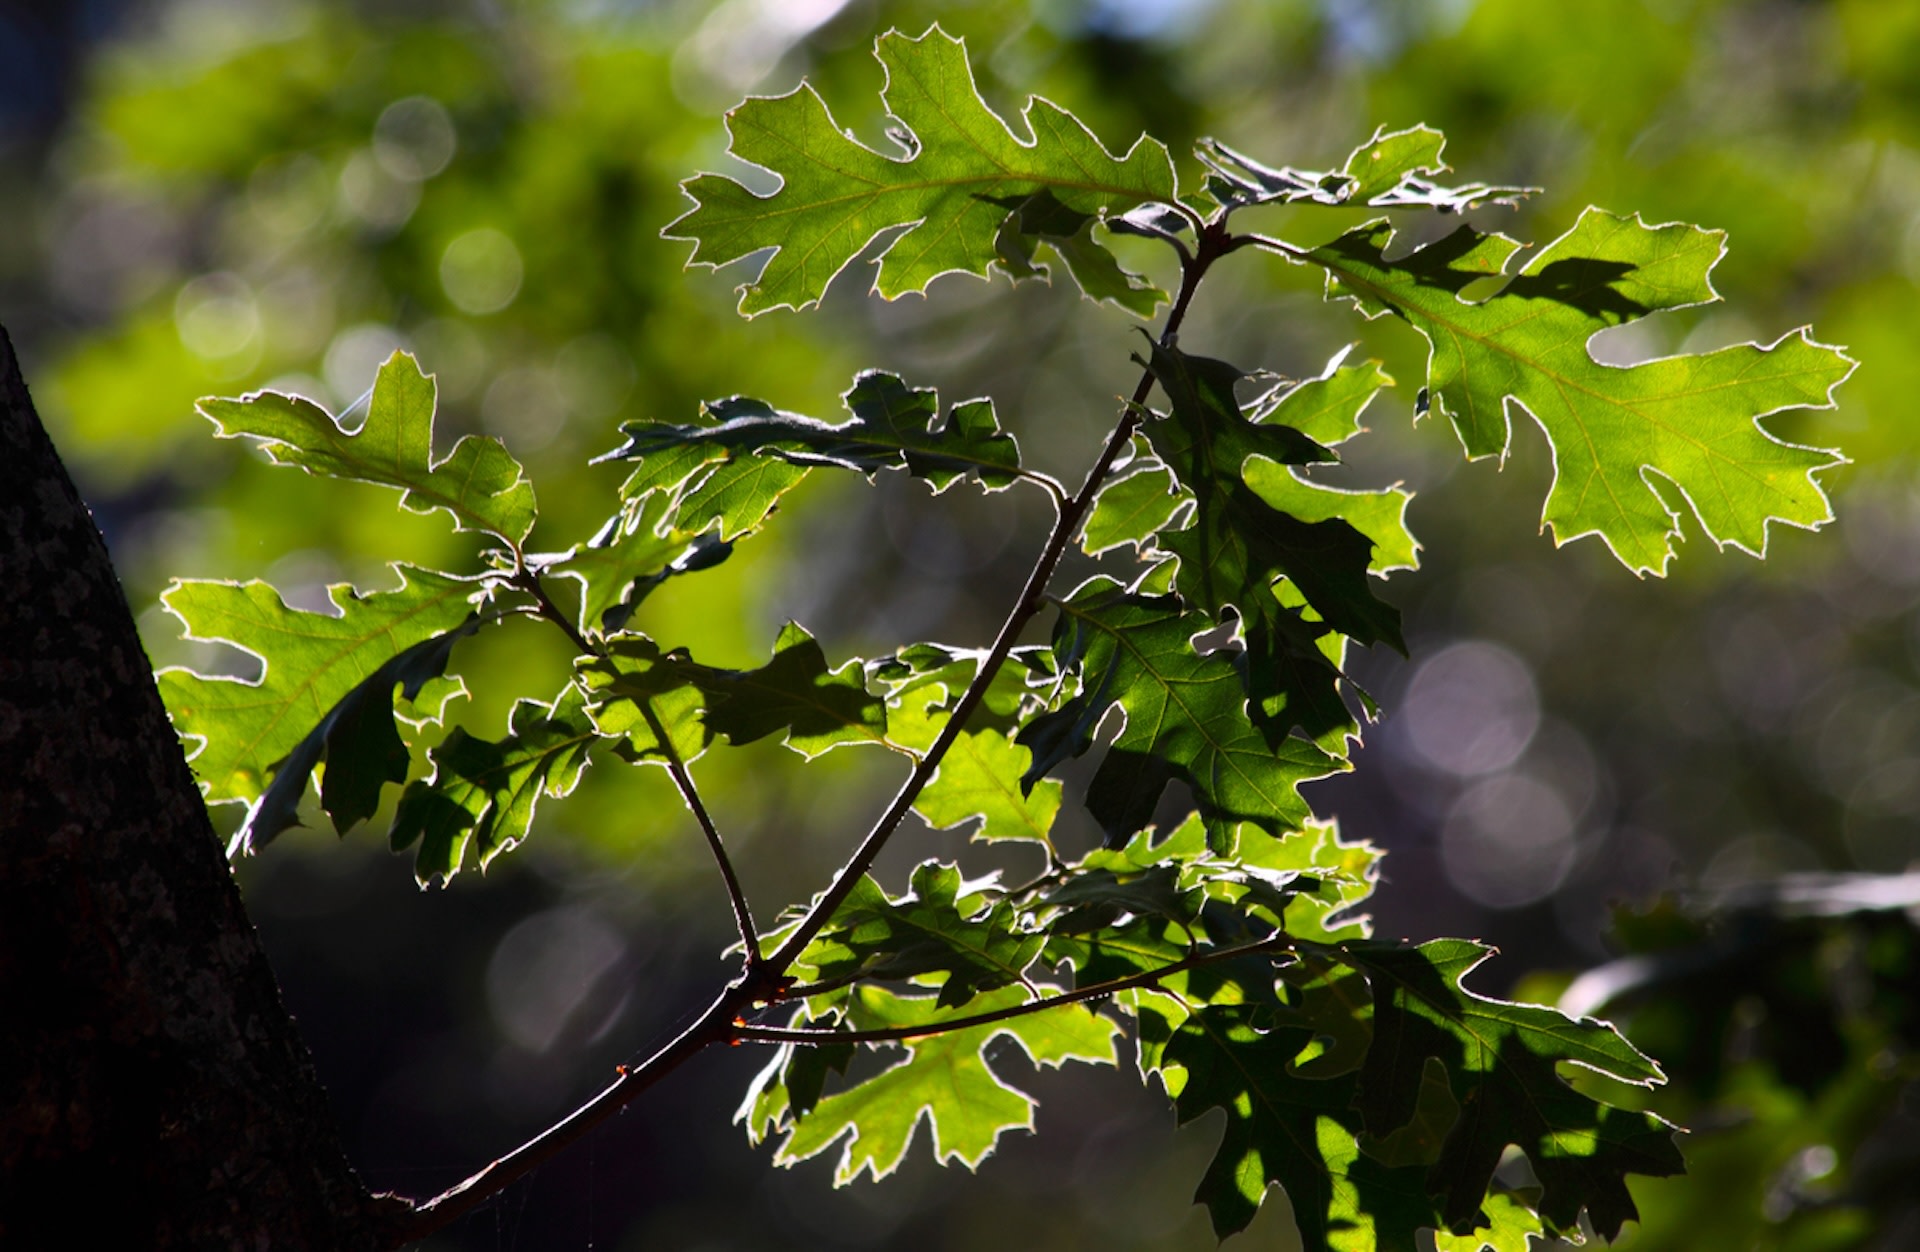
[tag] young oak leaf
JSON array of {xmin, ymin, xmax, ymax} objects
[
  {"xmin": 582, "ymin": 623, "xmax": 886, "ymax": 761},
  {"xmin": 697, "ymin": 622, "xmax": 889, "ymax": 757},
  {"xmin": 388, "ymin": 684, "xmax": 598, "ymax": 885},
  {"xmin": 158, "ymin": 566, "xmax": 482, "ymax": 842},
  {"xmin": 796, "ymin": 861, "xmax": 1043, "ymax": 1008},
  {"xmin": 1346, "ymin": 938, "xmax": 1685, "ymax": 1240},
  {"xmin": 665, "ymin": 26, "xmax": 1176, "ymax": 315},
  {"xmin": 1307, "ymin": 208, "xmax": 1855, "ymax": 574},
  {"xmin": 1198, "ymin": 124, "xmax": 1535, "ymax": 215},
  {"xmin": 601, "ymin": 372, "xmax": 1024, "ymax": 495},
  {"xmin": 1134, "ymin": 994, "xmax": 1366, "ymax": 1244},
  {"xmin": 198, "ymin": 352, "xmax": 536, "ymax": 546},
  {"xmin": 1019, "ymin": 576, "xmax": 1346, "ymax": 849},
  {"xmin": 239, "ymin": 616, "xmax": 481, "ymax": 852},
  {"xmin": 913, "ymin": 728, "xmax": 1062, "ymax": 846},
  {"xmin": 1138, "ymin": 337, "xmax": 1403, "ymax": 652},
  {"xmin": 548, "ymin": 489, "xmax": 733, "ymax": 637},
  {"xmin": 771, "ymin": 984, "xmax": 1118, "ymax": 1183},
  {"xmin": 1136, "ymin": 340, "xmax": 1405, "ymax": 751}
]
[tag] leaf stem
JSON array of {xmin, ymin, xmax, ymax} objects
[
  {"xmin": 766, "ymin": 224, "xmax": 1230, "ymax": 974},
  {"xmin": 739, "ymin": 930, "xmax": 1293, "ymax": 1046}
]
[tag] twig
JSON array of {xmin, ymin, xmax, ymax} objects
[
  {"xmin": 392, "ymin": 986, "xmax": 740, "ymax": 1242},
  {"xmin": 514, "ymin": 566, "xmax": 760, "ymax": 963},
  {"xmin": 633, "ymin": 697, "xmax": 759, "ymax": 960}
]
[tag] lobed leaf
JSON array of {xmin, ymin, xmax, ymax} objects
[
  {"xmin": 1137, "ymin": 995, "xmax": 1368, "ymax": 1244},
  {"xmin": 795, "ymin": 862, "xmax": 1041, "ymax": 1007},
  {"xmin": 1020, "ymin": 576, "xmax": 1345, "ymax": 849},
  {"xmin": 1199, "ymin": 124, "xmax": 1535, "ymax": 215},
  {"xmin": 549, "ymin": 490, "xmax": 733, "ymax": 637},
  {"xmin": 1308, "ymin": 208, "xmax": 1855, "ymax": 574},
  {"xmin": 389, "ymin": 684, "xmax": 598, "ymax": 884},
  {"xmin": 582, "ymin": 623, "xmax": 887, "ymax": 761},
  {"xmin": 1346, "ymin": 938, "xmax": 1685, "ymax": 1239},
  {"xmin": 158, "ymin": 566, "xmax": 482, "ymax": 846},
  {"xmin": 198, "ymin": 352, "xmax": 536, "ymax": 546},
  {"xmin": 913, "ymin": 728, "xmax": 1061, "ymax": 846},
  {"xmin": 602, "ymin": 372, "xmax": 1025, "ymax": 496},
  {"xmin": 665, "ymin": 26, "xmax": 1176, "ymax": 314},
  {"xmin": 769, "ymin": 984, "xmax": 1118, "ymax": 1182}
]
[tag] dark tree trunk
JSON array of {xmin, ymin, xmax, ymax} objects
[{"xmin": 0, "ymin": 325, "xmax": 407, "ymax": 1248}]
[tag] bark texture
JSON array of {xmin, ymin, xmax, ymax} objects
[{"xmin": 0, "ymin": 325, "xmax": 406, "ymax": 1248}]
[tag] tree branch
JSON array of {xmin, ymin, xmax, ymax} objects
[{"xmin": 394, "ymin": 984, "xmax": 741, "ymax": 1242}]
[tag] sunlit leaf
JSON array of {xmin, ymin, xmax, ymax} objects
[
  {"xmin": 795, "ymin": 862, "xmax": 1042, "ymax": 1007},
  {"xmin": 198, "ymin": 352, "xmax": 536, "ymax": 545},
  {"xmin": 389, "ymin": 683, "xmax": 598, "ymax": 884},
  {"xmin": 771, "ymin": 984, "xmax": 1119, "ymax": 1182},
  {"xmin": 1346, "ymin": 938, "xmax": 1685, "ymax": 1239},
  {"xmin": 158, "ymin": 566, "xmax": 482, "ymax": 845},
  {"xmin": 602, "ymin": 372, "xmax": 1024, "ymax": 495},
  {"xmin": 665, "ymin": 27, "xmax": 1176, "ymax": 314},
  {"xmin": 1308, "ymin": 208, "xmax": 1855, "ymax": 573}
]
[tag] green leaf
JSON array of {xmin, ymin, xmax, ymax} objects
[
  {"xmin": 796, "ymin": 862, "xmax": 1042, "ymax": 1007},
  {"xmin": 1082, "ymin": 449, "xmax": 1181, "ymax": 556},
  {"xmin": 577, "ymin": 634, "xmax": 713, "ymax": 766},
  {"xmin": 665, "ymin": 26, "xmax": 1176, "ymax": 314},
  {"xmin": 1139, "ymin": 338, "xmax": 1402, "ymax": 651},
  {"xmin": 1139, "ymin": 996, "xmax": 1364, "ymax": 1243},
  {"xmin": 1308, "ymin": 208, "xmax": 1855, "ymax": 574},
  {"xmin": 1199, "ymin": 124, "xmax": 1534, "ymax": 214},
  {"xmin": 1257, "ymin": 349, "xmax": 1395, "ymax": 450},
  {"xmin": 1135, "ymin": 340, "xmax": 1404, "ymax": 750},
  {"xmin": 389, "ymin": 684, "xmax": 598, "ymax": 884},
  {"xmin": 1430, "ymin": 1190, "xmax": 1544, "ymax": 1252},
  {"xmin": 1347, "ymin": 938, "xmax": 1685, "ymax": 1239},
  {"xmin": 673, "ymin": 456, "xmax": 811, "ymax": 541},
  {"xmin": 582, "ymin": 623, "xmax": 887, "ymax": 761},
  {"xmin": 698, "ymin": 622, "xmax": 888, "ymax": 757},
  {"xmin": 550, "ymin": 490, "xmax": 732, "ymax": 637},
  {"xmin": 771, "ymin": 984, "xmax": 1118, "ymax": 1182},
  {"xmin": 602, "ymin": 372, "xmax": 1024, "ymax": 494},
  {"xmin": 198, "ymin": 352, "xmax": 536, "ymax": 546},
  {"xmin": 244, "ymin": 615, "xmax": 481, "ymax": 850},
  {"xmin": 992, "ymin": 189, "xmax": 1167, "ymax": 315},
  {"xmin": 158, "ymin": 565, "xmax": 481, "ymax": 824},
  {"xmin": 913, "ymin": 729, "xmax": 1061, "ymax": 846},
  {"xmin": 1021, "ymin": 577, "xmax": 1344, "ymax": 848}
]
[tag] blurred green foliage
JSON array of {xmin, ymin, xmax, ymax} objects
[{"xmin": 14, "ymin": 0, "xmax": 1920, "ymax": 1247}]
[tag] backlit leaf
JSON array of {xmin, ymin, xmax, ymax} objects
[
  {"xmin": 1346, "ymin": 938, "xmax": 1685, "ymax": 1239},
  {"xmin": 665, "ymin": 27, "xmax": 1176, "ymax": 314},
  {"xmin": 1021, "ymin": 576, "xmax": 1344, "ymax": 848},
  {"xmin": 914, "ymin": 729, "xmax": 1061, "ymax": 846},
  {"xmin": 1307, "ymin": 208, "xmax": 1855, "ymax": 574},
  {"xmin": 389, "ymin": 684, "xmax": 598, "ymax": 884},
  {"xmin": 198, "ymin": 352, "xmax": 536, "ymax": 546},
  {"xmin": 795, "ymin": 862, "xmax": 1042, "ymax": 1007},
  {"xmin": 771, "ymin": 984, "xmax": 1118, "ymax": 1182},
  {"xmin": 602, "ymin": 371, "xmax": 1023, "ymax": 495},
  {"xmin": 158, "ymin": 565, "xmax": 481, "ymax": 831}
]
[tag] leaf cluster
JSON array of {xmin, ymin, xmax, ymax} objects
[{"xmin": 155, "ymin": 25, "xmax": 1854, "ymax": 1249}]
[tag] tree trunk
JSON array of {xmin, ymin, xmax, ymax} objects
[{"xmin": 0, "ymin": 325, "xmax": 407, "ymax": 1248}]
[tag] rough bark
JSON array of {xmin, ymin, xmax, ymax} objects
[{"xmin": 0, "ymin": 324, "xmax": 408, "ymax": 1248}]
